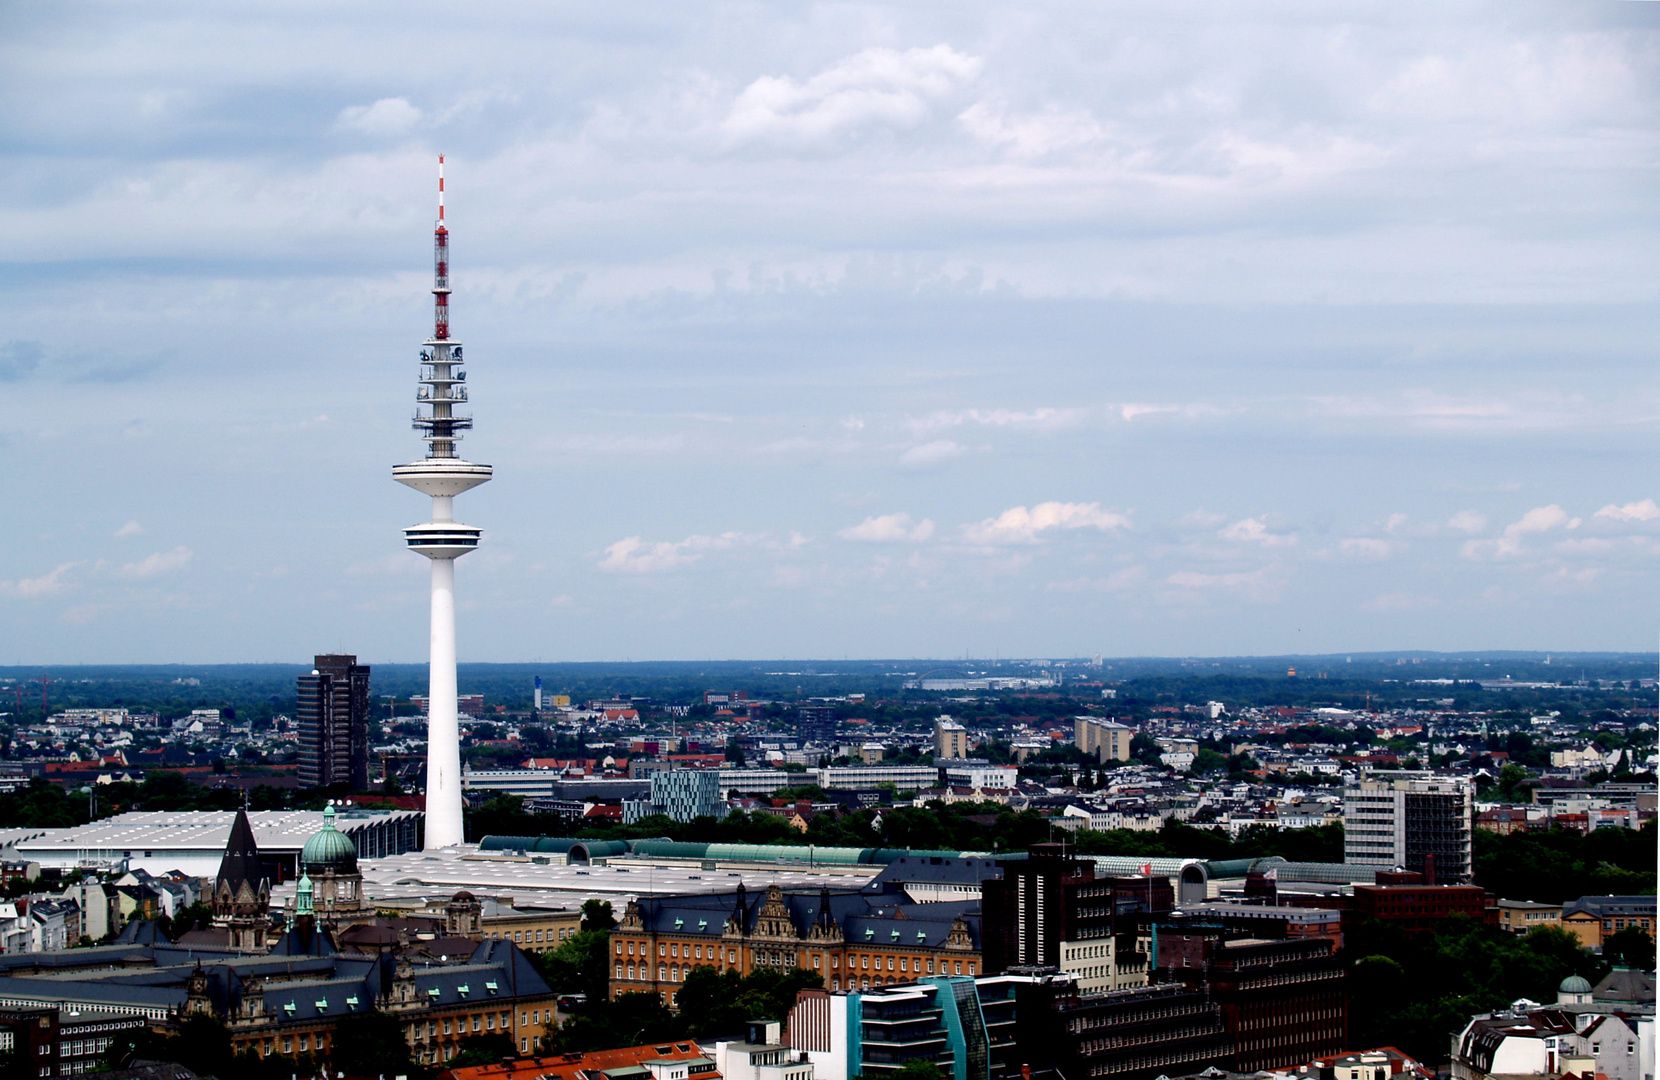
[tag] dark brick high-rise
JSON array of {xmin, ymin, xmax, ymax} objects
[{"xmin": 297, "ymin": 654, "xmax": 370, "ymax": 789}]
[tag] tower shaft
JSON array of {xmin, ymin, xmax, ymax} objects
[{"xmin": 394, "ymin": 156, "xmax": 490, "ymax": 850}]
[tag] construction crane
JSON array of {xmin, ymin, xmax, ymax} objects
[{"xmin": 36, "ymin": 675, "xmax": 53, "ymax": 715}]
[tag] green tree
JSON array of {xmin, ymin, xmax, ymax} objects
[
  {"xmin": 331, "ymin": 1010, "xmax": 416, "ymax": 1077},
  {"xmin": 582, "ymin": 899, "xmax": 618, "ymax": 932},
  {"xmin": 1603, "ymin": 925, "xmax": 1656, "ymax": 971}
]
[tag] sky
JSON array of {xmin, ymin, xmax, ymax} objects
[{"xmin": 2, "ymin": 1, "xmax": 1658, "ymax": 664}]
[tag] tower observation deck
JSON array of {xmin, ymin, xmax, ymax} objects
[{"xmin": 392, "ymin": 157, "xmax": 490, "ymax": 849}]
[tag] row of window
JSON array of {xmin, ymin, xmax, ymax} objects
[{"xmin": 491, "ymin": 926, "xmax": 576, "ymax": 946}]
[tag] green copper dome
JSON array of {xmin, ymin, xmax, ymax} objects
[
  {"xmin": 299, "ymin": 805, "xmax": 358, "ymax": 872},
  {"xmin": 1560, "ymin": 974, "xmax": 1593, "ymax": 994}
]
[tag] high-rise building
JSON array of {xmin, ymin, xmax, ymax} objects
[
  {"xmin": 934, "ymin": 717, "xmax": 968, "ymax": 759},
  {"xmin": 1075, "ymin": 717, "xmax": 1133, "ymax": 763},
  {"xmin": 296, "ymin": 654, "xmax": 370, "ymax": 789},
  {"xmin": 797, "ymin": 704, "xmax": 837, "ymax": 744},
  {"xmin": 1343, "ymin": 771, "xmax": 1474, "ymax": 883},
  {"xmin": 393, "ymin": 157, "xmax": 492, "ymax": 850}
]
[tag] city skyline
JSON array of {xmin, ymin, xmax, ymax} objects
[{"xmin": 3, "ymin": 2, "xmax": 1658, "ymax": 663}]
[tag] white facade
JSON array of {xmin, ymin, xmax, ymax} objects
[{"xmin": 1344, "ymin": 772, "xmax": 1474, "ymax": 881}]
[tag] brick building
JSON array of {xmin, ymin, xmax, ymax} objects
[{"xmin": 610, "ymin": 884, "xmax": 980, "ymax": 1006}]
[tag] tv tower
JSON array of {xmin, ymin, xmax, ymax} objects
[{"xmin": 393, "ymin": 156, "xmax": 490, "ymax": 849}]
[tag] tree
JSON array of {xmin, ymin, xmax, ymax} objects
[
  {"xmin": 889, "ymin": 1063, "xmax": 945, "ymax": 1080},
  {"xmin": 1603, "ymin": 925, "xmax": 1656, "ymax": 971},
  {"xmin": 331, "ymin": 1010, "xmax": 416, "ymax": 1077},
  {"xmin": 538, "ymin": 930, "xmax": 613, "ymax": 1002},
  {"xmin": 582, "ymin": 899, "xmax": 618, "ymax": 932},
  {"xmin": 449, "ymin": 1034, "xmax": 517, "ymax": 1069}
]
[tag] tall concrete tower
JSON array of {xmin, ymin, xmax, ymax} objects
[{"xmin": 393, "ymin": 157, "xmax": 490, "ymax": 849}]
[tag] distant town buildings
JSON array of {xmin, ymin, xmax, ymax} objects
[{"xmin": 1075, "ymin": 717, "xmax": 1133, "ymax": 763}]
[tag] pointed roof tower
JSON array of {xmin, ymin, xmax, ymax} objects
[{"xmin": 216, "ymin": 808, "xmax": 266, "ymax": 899}]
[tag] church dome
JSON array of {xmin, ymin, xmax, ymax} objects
[
  {"xmin": 1559, "ymin": 974, "xmax": 1593, "ymax": 995},
  {"xmin": 299, "ymin": 805, "xmax": 358, "ymax": 872}
]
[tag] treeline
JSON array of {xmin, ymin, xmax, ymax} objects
[{"xmin": 1473, "ymin": 823, "xmax": 1656, "ymax": 903}]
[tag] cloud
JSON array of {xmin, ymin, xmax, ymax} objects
[
  {"xmin": 1447, "ymin": 510, "xmax": 1487, "ymax": 534},
  {"xmin": 118, "ymin": 546, "xmax": 193, "ymax": 580},
  {"xmin": 964, "ymin": 502, "xmax": 1130, "ymax": 545},
  {"xmin": 334, "ymin": 97, "xmax": 423, "ymax": 136},
  {"xmin": 0, "ymin": 341, "xmax": 42, "ymax": 382},
  {"xmin": 1338, "ymin": 538, "xmax": 1393, "ymax": 559},
  {"xmin": 899, "ymin": 440, "xmax": 965, "ymax": 467},
  {"xmin": 1220, "ymin": 517, "xmax": 1295, "ymax": 547},
  {"xmin": 723, "ymin": 45, "xmax": 982, "ymax": 146},
  {"xmin": 906, "ymin": 407, "xmax": 1086, "ymax": 434},
  {"xmin": 1462, "ymin": 504, "xmax": 1577, "ymax": 559},
  {"xmin": 1, "ymin": 563, "xmax": 77, "ymax": 598},
  {"xmin": 1595, "ymin": 499, "xmax": 1660, "ymax": 523},
  {"xmin": 599, "ymin": 532, "xmax": 750, "ymax": 573},
  {"xmin": 1165, "ymin": 568, "xmax": 1269, "ymax": 590},
  {"xmin": 839, "ymin": 513, "xmax": 935, "ymax": 543},
  {"xmin": 114, "ymin": 520, "xmax": 144, "ymax": 538},
  {"xmin": 958, "ymin": 101, "xmax": 1103, "ymax": 158}
]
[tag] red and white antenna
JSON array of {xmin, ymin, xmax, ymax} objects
[{"xmin": 433, "ymin": 155, "xmax": 450, "ymax": 341}]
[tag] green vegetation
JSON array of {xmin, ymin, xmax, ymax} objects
[
  {"xmin": 674, "ymin": 966, "xmax": 825, "ymax": 1036},
  {"xmin": 1347, "ymin": 920, "xmax": 1605, "ymax": 1065},
  {"xmin": 1473, "ymin": 824, "xmax": 1656, "ymax": 903}
]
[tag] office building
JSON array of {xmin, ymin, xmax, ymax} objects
[
  {"xmin": 1011, "ymin": 975, "xmax": 1233, "ymax": 1080},
  {"xmin": 981, "ymin": 845, "xmax": 1170, "ymax": 994},
  {"xmin": 1343, "ymin": 772, "xmax": 1474, "ymax": 882},
  {"xmin": 1075, "ymin": 718, "xmax": 1132, "ymax": 764},
  {"xmin": 935, "ymin": 718, "xmax": 968, "ymax": 759},
  {"xmin": 297, "ymin": 654, "xmax": 370, "ymax": 790},
  {"xmin": 1157, "ymin": 928, "xmax": 1348, "ymax": 1072},
  {"xmin": 623, "ymin": 768, "xmax": 729, "ymax": 824}
]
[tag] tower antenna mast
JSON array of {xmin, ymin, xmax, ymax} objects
[{"xmin": 392, "ymin": 156, "xmax": 492, "ymax": 849}]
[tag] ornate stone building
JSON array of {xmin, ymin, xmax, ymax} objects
[
  {"xmin": 610, "ymin": 883, "xmax": 981, "ymax": 1006},
  {"xmin": 291, "ymin": 804, "xmax": 369, "ymax": 934},
  {"xmin": 210, "ymin": 808, "xmax": 272, "ymax": 951}
]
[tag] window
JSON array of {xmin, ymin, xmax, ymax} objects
[
  {"xmin": 443, "ymin": 1021, "xmax": 452, "ymax": 1036},
  {"xmin": 617, "ymin": 942, "xmax": 624, "ymax": 955},
  {"xmin": 954, "ymin": 962, "xmax": 962, "ymax": 974},
  {"xmin": 660, "ymin": 944, "xmax": 667, "ymax": 957},
  {"xmin": 486, "ymin": 1015, "xmax": 495, "ymax": 1030},
  {"xmin": 616, "ymin": 964, "xmax": 623, "ymax": 979}
]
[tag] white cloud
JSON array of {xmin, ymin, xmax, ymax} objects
[
  {"xmin": 1339, "ymin": 538, "xmax": 1393, "ymax": 559},
  {"xmin": 334, "ymin": 97, "xmax": 423, "ymax": 136},
  {"xmin": 1462, "ymin": 504, "xmax": 1575, "ymax": 559},
  {"xmin": 1220, "ymin": 517, "xmax": 1295, "ymax": 547},
  {"xmin": 899, "ymin": 440, "xmax": 965, "ymax": 467},
  {"xmin": 906, "ymin": 407, "xmax": 1086, "ymax": 434},
  {"xmin": 839, "ymin": 513, "xmax": 935, "ymax": 543},
  {"xmin": 598, "ymin": 532, "xmax": 750, "ymax": 573},
  {"xmin": 723, "ymin": 45, "xmax": 982, "ymax": 146},
  {"xmin": 958, "ymin": 101, "xmax": 1103, "ymax": 158},
  {"xmin": 114, "ymin": 520, "xmax": 143, "ymax": 538},
  {"xmin": 1384, "ymin": 513, "xmax": 1408, "ymax": 533},
  {"xmin": 1447, "ymin": 510, "xmax": 1487, "ymax": 533},
  {"xmin": 1595, "ymin": 499, "xmax": 1660, "ymax": 523},
  {"xmin": 1, "ymin": 563, "xmax": 77, "ymax": 598},
  {"xmin": 119, "ymin": 546, "xmax": 193, "ymax": 580},
  {"xmin": 964, "ymin": 502, "xmax": 1130, "ymax": 545},
  {"xmin": 1165, "ymin": 568, "xmax": 1269, "ymax": 590}
]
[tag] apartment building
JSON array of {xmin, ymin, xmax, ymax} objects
[{"xmin": 1343, "ymin": 772, "xmax": 1474, "ymax": 883}]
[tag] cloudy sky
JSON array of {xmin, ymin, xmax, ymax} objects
[{"xmin": 3, "ymin": 1, "xmax": 1658, "ymax": 663}]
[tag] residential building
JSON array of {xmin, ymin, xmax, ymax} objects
[
  {"xmin": 937, "ymin": 760, "xmax": 1018, "ymax": 790},
  {"xmin": 1496, "ymin": 899, "xmax": 1562, "ymax": 935},
  {"xmin": 441, "ymin": 1040, "xmax": 724, "ymax": 1080},
  {"xmin": 609, "ymin": 883, "xmax": 981, "ymax": 1006},
  {"xmin": 1561, "ymin": 896, "xmax": 1658, "ymax": 951},
  {"xmin": 1343, "ymin": 772, "xmax": 1474, "ymax": 883},
  {"xmin": 788, "ymin": 975, "xmax": 1025, "ymax": 1080},
  {"xmin": 1451, "ymin": 1000, "xmax": 1654, "ymax": 1080},
  {"xmin": 935, "ymin": 719, "xmax": 969, "ymax": 760},
  {"xmin": 61, "ymin": 882, "xmax": 117, "ymax": 942},
  {"xmin": 1075, "ymin": 719, "xmax": 1132, "ymax": 764},
  {"xmin": 297, "ymin": 654, "xmax": 371, "ymax": 790},
  {"xmin": 798, "ymin": 706, "xmax": 837, "ymax": 745},
  {"xmin": 0, "ymin": 1006, "xmax": 147, "ymax": 1078}
]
